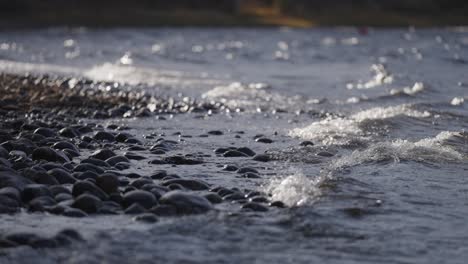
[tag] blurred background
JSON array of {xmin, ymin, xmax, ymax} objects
[{"xmin": 0, "ymin": 0, "xmax": 467, "ymax": 29}]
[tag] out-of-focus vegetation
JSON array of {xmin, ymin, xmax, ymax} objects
[{"xmin": 0, "ymin": 0, "xmax": 467, "ymax": 28}]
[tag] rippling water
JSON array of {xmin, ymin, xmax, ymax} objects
[{"xmin": 1, "ymin": 27, "xmax": 468, "ymax": 263}]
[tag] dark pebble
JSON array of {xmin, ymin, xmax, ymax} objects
[
  {"xmin": 255, "ymin": 137, "xmax": 273, "ymax": 143},
  {"xmin": 223, "ymin": 150, "xmax": 248, "ymax": 158},
  {"xmin": 242, "ymin": 202, "xmax": 269, "ymax": 212},
  {"xmin": 207, "ymin": 130, "xmax": 223, "ymax": 135},
  {"xmin": 105, "ymin": 155, "xmax": 130, "ymax": 166},
  {"xmin": 32, "ymin": 147, "xmax": 69, "ymax": 163},
  {"xmin": 21, "ymin": 184, "xmax": 52, "ymax": 202},
  {"xmin": 300, "ymin": 141, "xmax": 314, "ymax": 146},
  {"xmin": 124, "ymin": 203, "xmax": 147, "ymax": 214},
  {"xmin": 253, "ymin": 154, "xmax": 270, "ymax": 162},
  {"xmin": 236, "ymin": 147, "xmax": 256, "ymax": 157},
  {"xmin": 161, "ymin": 179, "xmax": 210, "ymax": 190},
  {"xmin": 48, "ymin": 168, "xmax": 77, "ymax": 184},
  {"xmin": 33, "ymin": 128, "xmax": 57, "ymax": 138},
  {"xmin": 72, "ymin": 181, "xmax": 108, "ymax": 200},
  {"xmin": 222, "ymin": 165, "xmax": 238, "ymax": 171},
  {"xmin": 93, "ymin": 131, "xmax": 115, "ymax": 142},
  {"xmin": 90, "ymin": 149, "xmax": 116, "ymax": 161},
  {"xmin": 72, "ymin": 193, "xmax": 102, "ymax": 213},
  {"xmin": 162, "ymin": 156, "xmax": 203, "ymax": 165},
  {"xmin": 159, "ymin": 191, "xmax": 212, "ymax": 215},
  {"xmin": 63, "ymin": 207, "xmax": 88, "ymax": 217},
  {"xmin": 96, "ymin": 174, "xmax": 119, "ymax": 194},
  {"xmin": 237, "ymin": 167, "xmax": 258, "ymax": 174},
  {"xmin": 203, "ymin": 193, "xmax": 223, "ymax": 204},
  {"xmin": 133, "ymin": 213, "xmax": 158, "ymax": 223},
  {"xmin": 123, "ymin": 190, "xmax": 157, "ymax": 209},
  {"xmin": 124, "ymin": 152, "xmax": 146, "ymax": 160}
]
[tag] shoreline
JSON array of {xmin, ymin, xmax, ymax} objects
[{"xmin": 1, "ymin": 9, "xmax": 468, "ymax": 30}]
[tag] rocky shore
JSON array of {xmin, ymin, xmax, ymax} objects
[{"xmin": 0, "ymin": 73, "xmax": 284, "ymax": 250}]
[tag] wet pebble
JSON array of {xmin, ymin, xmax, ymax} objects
[
  {"xmin": 161, "ymin": 179, "xmax": 210, "ymax": 190},
  {"xmin": 159, "ymin": 191, "xmax": 212, "ymax": 215},
  {"xmin": 72, "ymin": 193, "xmax": 102, "ymax": 214},
  {"xmin": 123, "ymin": 190, "xmax": 157, "ymax": 209},
  {"xmin": 242, "ymin": 202, "xmax": 269, "ymax": 212}
]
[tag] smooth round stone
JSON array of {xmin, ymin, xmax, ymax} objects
[
  {"xmin": 207, "ymin": 130, "xmax": 223, "ymax": 135},
  {"xmin": 0, "ymin": 195, "xmax": 20, "ymax": 213},
  {"xmin": 130, "ymin": 178, "xmax": 153, "ymax": 189},
  {"xmin": 255, "ymin": 137, "xmax": 273, "ymax": 143},
  {"xmin": 23, "ymin": 168, "xmax": 58, "ymax": 185},
  {"xmin": 63, "ymin": 208, "xmax": 88, "ymax": 217},
  {"xmin": 203, "ymin": 193, "xmax": 223, "ymax": 204},
  {"xmin": 52, "ymin": 141, "xmax": 80, "ymax": 153},
  {"xmin": 63, "ymin": 149, "xmax": 80, "ymax": 158},
  {"xmin": 30, "ymin": 238, "xmax": 59, "ymax": 249},
  {"xmin": 150, "ymin": 204, "xmax": 177, "ymax": 216},
  {"xmin": 236, "ymin": 147, "xmax": 256, "ymax": 157},
  {"xmin": 159, "ymin": 191, "xmax": 213, "ymax": 215},
  {"xmin": 74, "ymin": 171, "xmax": 98, "ymax": 181},
  {"xmin": 241, "ymin": 172, "xmax": 261, "ymax": 179},
  {"xmin": 48, "ymin": 168, "xmax": 76, "ymax": 184},
  {"xmin": 122, "ymin": 190, "xmax": 157, "ymax": 209},
  {"xmin": 242, "ymin": 202, "xmax": 269, "ymax": 212},
  {"xmin": 32, "ymin": 147, "xmax": 69, "ymax": 163},
  {"xmin": 72, "ymin": 194, "xmax": 102, "ymax": 214},
  {"xmin": 5, "ymin": 233, "xmax": 41, "ymax": 245},
  {"xmin": 124, "ymin": 203, "xmax": 146, "ymax": 215},
  {"xmin": 33, "ymin": 128, "xmax": 57, "ymax": 138},
  {"xmin": 96, "ymin": 174, "xmax": 119, "ymax": 194},
  {"xmin": 162, "ymin": 156, "xmax": 203, "ymax": 165},
  {"xmin": 222, "ymin": 165, "xmax": 238, "ymax": 171},
  {"xmin": 81, "ymin": 158, "xmax": 110, "ymax": 168},
  {"xmin": 90, "ymin": 149, "xmax": 116, "ymax": 161},
  {"xmin": 124, "ymin": 138, "xmax": 143, "ymax": 145},
  {"xmin": 58, "ymin": 127, "xmax": 80, "ymax": 138},
  {"xmin": 316, "ymin": 151, "xmax": 334, "ymax": 157},
  {"xmin": 73, "ymin": 163, "xmax": 105, "ymax": 174},
  {"xmin": 161, "ymin": 179, "xmax": 209, "ymax": 191},
  {"xmin": 150, "ymin": 170, "xmax": 167, "ymax": 179},
  {"xmin": 55, "ymin": 193, "xmax": 73, "ymax": 202},
  {"xmin": 133, "ymin": 213, "xmax": 158, "ymax": 223},
  {"xmin": 93, "ymin": 131, "xmax": 115, "ymax": 142},
  {"xmin": 115, "ymin": 133, "xmax": 131, "ymax": 142},
  {"xmin": 223, "ymin": 150, "xmax": 248, "ymax": 158},
  {"xmin": 28, "ymin": 196, "xmax": 56, "ymax": 212},
  {"xmin": 106, "ymin": 155, "xmax": 130, "ymax": 166},
  {"xmin": 21, "ymin": 184, "xmax": 52, "ymax": 202},
  {"xmin": 0, "ymin": 158, "xmax": 12, "ymax": 168},
  {"xmin": 223, "ymin": 192, "xmax": 245, "ymax": 201},
  {"xmin": 0, "ymin": 146, "xmax": 8, "ymax": 158},
  {"xmin": 115, "ymin": 162, "xmax": 131, "ymax": 170},
  {"xmin": 72, "ymin": 181, "xmax": 108, "ymax": 201},
  {"xmin": 269, "ymin": 201, "xmax": 286, "ymax": 208},
  {"xmin": 0, "ymin": 187, "xmax": 21, "ymax": 201},
  {"xmin": 249, "ymin": 196, "xmax": 269, "ymax": 203},
  {"xmin": 253, "ymin": 154, "xmax": 270, "ymax": 162},
  {"xmin": 124, "ymin": 152, "xmax": 146, "ymax": 160},
  {"xmin": 300, "ymin": 141, "xmax": 314, "ymax": 146},
  {"xmin": 49, "ymin": 185, "xmax": 71, "ymax": 196},
  {"xmin": 237, "ymin": 167, "xmax": 259, "ymax": 174}
]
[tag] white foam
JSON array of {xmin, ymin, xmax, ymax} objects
[
  {"xmin": 202, "ymin": 82, "xmax": 294, "ymax": 109},
  {"xmin": 263, "ymin": 173, "xmax": 324, "ymax": 207},
  {"xmin": 347, "ymin": 64, "xmax": 393, "ymax": 90},
  {"xmin": 289, "ymin": 104, "xmax": 431, "ymax": 145},
  {"xmin": 330, "ymin": 131, "xmax": 463, "ymax": 169},
  {"xmin": 451, "ymin": 97, "xmax": 465, "ymax": 106},
  {"xmin": 84, "ymin": 63, "xmax": 222, "ymax": 87}
]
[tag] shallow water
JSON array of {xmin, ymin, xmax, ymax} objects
[{"xmin": 1, "ymin": 27, "xmax": 468, "ymax": 263}]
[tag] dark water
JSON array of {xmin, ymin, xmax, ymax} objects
[{"xmin": 1, "ymin": 27, "xmax": 468, "ymax": 263}]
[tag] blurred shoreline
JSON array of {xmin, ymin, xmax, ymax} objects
[{"xmin": 0, "ymin": 0, "xmax": 467, "ymax": 29}]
